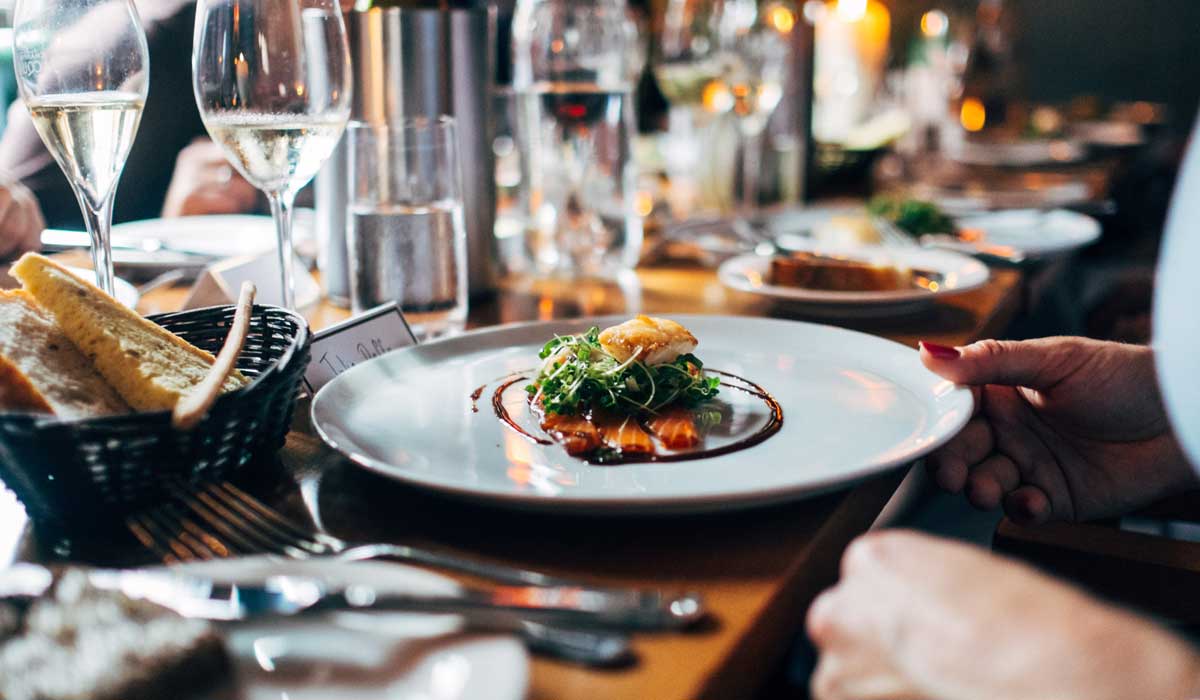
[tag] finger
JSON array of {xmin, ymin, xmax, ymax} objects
[
  {"xmin": 1004, "ymin": 485, "xmax": 1053, "ymax": 525},
  {"xmin": 926, "ymin": 418, "xmax": 994, "ymax": 493},
  {"xmin": 806, "ymin": 589, "xmax": 840, "ymax": 647},
  {"xmin": 920, "ymin": 338, "xmax": 1083, "ymax": 391},
  {"xmin": 965, "ymin": 453, "xmax": 1021, "ymax": 511}
]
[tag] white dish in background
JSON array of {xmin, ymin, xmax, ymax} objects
[
  {"xmin": 718, "ymin": 245, "xmax": 989, "ymax": 318},
  {"xmin": 64, "ymin": 266, "xmax": 139, "ymax": 309},
  {"xmin": 955, "ymin": 208, "xmax": 1102, "ymax": 259},
  {"xmin": 311, "ymin": 315, "xmax": 974, "ymax": 515},
  {"xmin": 948, "ymin": 138, "xmax": 1087, "ymax": 167},
  {"xmin": 111, "ymin": 213, "xmax": 314, "ymax": 259},
  {"xmin": 172, "ymin": 557, "xmax": 529, "ymax": 700}
]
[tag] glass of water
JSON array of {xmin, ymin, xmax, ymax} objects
[{"xmin": 346, "ymin": 117, "xmax": 468, "ymax": 339}]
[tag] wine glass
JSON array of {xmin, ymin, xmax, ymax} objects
[
  {"xmin": 711, "ymin": 0, "xmax": 794, "ymax": 213},
  {"xmin": 654, "ymin": 0, "xmax": 725, "ymax": 120},
  {"xmin": 192, "ymin": 0, "xmax": 351, "ymax": 309},
  {"xmin": 511, "ymin": 0, "xmax": 643, "ymax": 276},
  {"xmin": 12, "ymin": 0, "xmax": 148, "ymax": 295}
]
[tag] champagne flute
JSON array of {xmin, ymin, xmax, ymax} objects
[
  {"xmin": 192, "ymin": 0, "xmax": 351, "ymax": 309},
  {"xmin": 12, "ymin": 0, "xmax": 148, "ymax": 295}
]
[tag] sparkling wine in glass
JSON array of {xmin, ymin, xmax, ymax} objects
[
  {"xmin": 192, "ymin": 0, "xmax": 351, "ymax": 309},
  {"xmin": 12, "ymin": 0, "xmax": 149, "ymax": 295}
]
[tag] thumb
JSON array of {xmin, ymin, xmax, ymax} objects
[{"xmin": 919, "ymin": 338, "xmax": 1082, "ymax": 390}]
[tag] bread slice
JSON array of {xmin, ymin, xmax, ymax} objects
[
  {"xmin": 0, "ymin": 290, "xmax": 129, "ymax": 418},
  {"xmin": 11, "ymin": 254, "xmax": 248, "ymax": 413}
]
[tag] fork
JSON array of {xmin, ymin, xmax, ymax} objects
[
  {"xmin": 126, "ymin": 482, "xmax": 651, "ymax": 666},
  {"xmin": 871, "ymin": 216, "xmax": 922, "ymax": 249},
  {"xmin": 129, "ymin": 481, "xmax": 584, "ymax": 588}
]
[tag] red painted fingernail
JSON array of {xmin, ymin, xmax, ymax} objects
[{"xmin": 920, "ymin": 341, "xmax": 961, "ymax": 360}]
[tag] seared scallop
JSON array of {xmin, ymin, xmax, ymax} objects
[{"xmin": 598, "ymin": 315, "xmax": 698, "ymax": 366}]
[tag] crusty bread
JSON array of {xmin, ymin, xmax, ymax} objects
[
  {"xmin": 11, "ymin": 254, "xmax": 247, "ymax": 413},
  {"xmin": 0, "ymin": 290, "xmax": 129, "ymax": 418},
  {"xmin": 769, "ymin": 252, "xmax": 913, "ymax": 292}
]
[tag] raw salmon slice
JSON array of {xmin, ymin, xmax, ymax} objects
[
  {"xmin": 593, "ymin": 412, "xmax": 655, "ymax": 454},
  {"xmin": 537, "ymin": 408, "xmax": 601, "ymax": 455},
  {"xmin": 646, "ymin": 408, "xmax": 701, "ymax": 449}
]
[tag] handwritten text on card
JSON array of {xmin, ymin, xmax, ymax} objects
[{"xmin": 303, "ymin": 302, "xmax": 417, "ymax": 393}]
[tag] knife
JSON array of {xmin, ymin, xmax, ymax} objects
[
  {"xmin": 0, "ymin": 566, "xmax": 636, "ymax": 667},
  {"xmin": 40, "ymin": 229, "xmax": 215, "ymax": 269},
  {"xmin": 83, "ymin": 569, "xmax": 705, "ymax": 631}
]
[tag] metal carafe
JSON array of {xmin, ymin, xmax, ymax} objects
[{"xmin": 315, "ymin": 1, "xmax": 496, "ymax": 305}]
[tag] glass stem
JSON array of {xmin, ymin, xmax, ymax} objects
[
  {"xmin": 81, "ymin": 193, "xmax": 116, "ymax": 295},
  {"xmin": 740, "ymin": 123, "xmax": 764, "ymax": 214},
  {"xmin": 267, "ymin": 190, "xmax": 297, "ymax": 310}
]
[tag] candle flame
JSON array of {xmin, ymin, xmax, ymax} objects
[{"xmin": 960, "ymin": 98, "xmax": 987, "ymax": 132}]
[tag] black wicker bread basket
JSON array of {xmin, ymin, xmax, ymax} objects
[{"xmin": 0, "ymin": 304, "xmax": 311, "ymax": 524}]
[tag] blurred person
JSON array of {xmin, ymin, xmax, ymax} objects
[
  {"xmin": 0, "ymin": 0, "xmax": 257, "ymax": 237},
  {"xmin": 806, "ymin": 121, "xmax": 1200, "ymax": 699},
  {"xmin": 0, "ymin": 177, "xmax": 45, "ymax": 259}
]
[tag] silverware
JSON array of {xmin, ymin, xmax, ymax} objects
[
  {"xmin": 919, "ymin": 234, "xmax": 1028, "ymax": 265},
  {"xmin": 126, "ymin": 481, "xmax": 704, "ymax": 665},
  {"xmin": 3, "ymin": 568, "xmax": 631, "ymax": 667},
  {"xmin": 871, "ymin": 217, "xmax": 922, "ymax": 249},
  {"xmin": 40, "ymin": 229, "xmax": 215, "ymax": 269},
  {"xmin": 131, "ymin": 481, "xmax": 596, "ymax": 588}
]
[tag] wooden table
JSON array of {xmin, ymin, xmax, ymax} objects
[{"xmin": 2, "ymin": 263, "xmax": 1022, "ymax": 700}]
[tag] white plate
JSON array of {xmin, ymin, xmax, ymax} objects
[
  {"xmin": 311, "ymin": 315, "xmax": 974, "ymax": 515},
  {"xmin": 172, "ymin": 557, "xmax": 529, "ymax": 700},
  {"xmin": 65, "ymin": 266, "xmax": 139, "ymax": 309},
  {"xmin": 955, "ymin": 208, "xmax": 1101, "ymax": 259},
  {"xmin": 718, "ymin": 246, "xmax": 990, "ymax": 318},
  {"xmin": 112, "ymin": 215, "xmax": 281, "ymax": 259}
]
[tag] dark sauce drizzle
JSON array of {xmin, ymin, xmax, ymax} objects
[
  {"xmin": 469, "ymin": 384, "xmax": 486, "ymax": 413},
  {"xmin": 486, "ymin": 370, "xmax": 783, "ymax": 463}
]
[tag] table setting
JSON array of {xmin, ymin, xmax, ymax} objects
[{"xmin": 0, "ymin": 0, "xmax": 1173, "ymax": 698}]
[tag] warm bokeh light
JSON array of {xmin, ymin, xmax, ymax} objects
[
  {"xmin": 767, "ymin": 3, "xmax": 797, "ymax": 34},
  {"xmin": 960, "ymin": 98, "xmax": 986, "ymax": 132},
  {"xmin": 635, "ymin": 191, "xmax": 654, "ymax": 217},
  {"xmin": 835, "ymin": 0, "xmax": 867, "ymax": 22},
  {"xmin": 920, "ymin": 10, "xmax": 948, "ymax": 38},
  {"xmin": 702, "ymin": 81, "xmax": 734, "ymax": 114}
]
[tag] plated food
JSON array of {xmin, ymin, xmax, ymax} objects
[
  {"xmin": 311, "ymin": 315, "xmax": 975, "ymax": 514},
  {"xmin": 510, "ymin": 316, "xmax": 779, "ymax": 463},
  {"xmin": 0, "ymin": 253, "xmax": 247, "ymax": 418},
  {"xmin": 719, "ymin": 245, "xmax": 990, "ymax": 319},
  {"xmin": 767, "ymin": 252, "xmax": 922, "ymax": 293}
]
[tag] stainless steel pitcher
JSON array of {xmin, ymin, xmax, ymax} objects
[{"xmin": 315, "ymin": 2, "xmax": 496, "ymax": 305}]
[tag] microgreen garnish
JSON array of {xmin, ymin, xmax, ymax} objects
[{"xmin": 526, "ymin": 327, "xmax": 720, "ymax": 416}]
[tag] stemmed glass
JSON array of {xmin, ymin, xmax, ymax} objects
[
  {"xmin": 654, "ymin": 0, "xmax": 724, "ymax": 133},
  {"xmin": 712, "ymin": 0, "xmax": 793, "ymax": 213},
  {"xmin": 12, "ymin": 0, "xmax": 149, "ymax": 295},
  {"xmin": 192, "ymin": 0, "xmax": 351, "ymax": 309}
]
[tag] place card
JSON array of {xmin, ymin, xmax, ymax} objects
[
  {"xmin": 302, "ymin": 302, "xmax": 418, "ymax": 394},
  {"xmin": 183, "ymin": 251, "xmax": 322, "ymax": 310}
]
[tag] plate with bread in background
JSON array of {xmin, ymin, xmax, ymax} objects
[{"xmin": 718, "ymin": 242, "xmax": 990, "ymax": 318}]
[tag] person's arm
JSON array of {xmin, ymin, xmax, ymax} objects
[
  {"xmin": 807, "ymin": 530, "xmax": 1200, "ymax": 700},
  {"xmin": 0, "ymin": 175, "xmax": 45, "ymax": 260},
  {"xmin": 917, "ymin": 337, "xmax": 1196, "ymax": 524}
]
